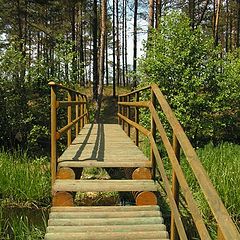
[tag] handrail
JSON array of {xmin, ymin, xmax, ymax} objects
[
  {"xmin": 119, "ymin": 85, "xmax": 151, "ymax": 97},
  {"xmin": 49, "ymin": 81, "xmax": 89, "ymax": 185},
  {"xmin": 117, "ymin": 84, "xmax": 240, "ymax": 240}
]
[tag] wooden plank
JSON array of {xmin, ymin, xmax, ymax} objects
[
  {"xmin": 58, "ymin": 160, "xmax": 152, "ymax": 168},
  {"xmin": 48, "ymin": 217, "xmax": 164, "ymax": 226},
  {"xmin": 49, "ymin": 211, "xmax": 162, "ymax": 219},
  {"xmin": 51, "ymin": 205, "xmax": 160, "ymax": 212},
  {"xmin": 45, "ymin": 231, "xmax": 169, "ymax": 240},
  {"xmin": 53, "ymin": 180, "xmax": 158, "ymax": 192},
  {"xmin": 46, "ymin": 224, "xmax": 166, "ymax": 233}
]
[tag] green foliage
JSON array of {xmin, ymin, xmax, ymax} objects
[
  {"xmin": 0, "ymin": 42, "xmax": 51, "ymax": 154},
  {"xmin": 0, "ymin": 149, "xmax": 51, "ymax": 205},
  {"xmin": 138, "ymin": 12, "xmax": 240, "ymax": 145}
]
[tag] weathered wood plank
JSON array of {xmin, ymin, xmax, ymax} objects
[
  {"xmin": 49, "ymin": 210, "xmax": 162, "ymax": 219},
  {"xmin": 45, "ymin": 231, "xmax": 169, "ymax": 240},
  {"xmin": 51, "ymin": 205, "xmax": 160, "ymax": 212},
  {"xmin": 58, "ymin": 160, "xmax": 151, "ymax": 168},
  {"xmin": 46, "ymin": 224, "xmax": 166, "ymax": 233},
  {"xmin": 53, "ymin": 180, "xmax": 158, "ymax": 192},
  {"xmin": 48, "ymin": 217, "xmax": 164, "ymax": 226}
]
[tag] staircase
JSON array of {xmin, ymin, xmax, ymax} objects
[{"xmin": 45, "ymin": 206, "xmax": 169, "ymax": 240}]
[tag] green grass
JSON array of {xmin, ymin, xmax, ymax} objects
[
  {"xmin": 0, "ymin": 149, "xmax": 51, "ymax": 206},
  {"xmin": 0, "ymin": 207, "xmax": 46, "ymax": 240},
  {"xmin": 183, "ymin": 142, "xmax": 240, "ymax": 222}
]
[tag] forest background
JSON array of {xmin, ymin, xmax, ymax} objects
[{"xmin": 0, "ymin": 0, "xmax": 240, "ymax": 154}]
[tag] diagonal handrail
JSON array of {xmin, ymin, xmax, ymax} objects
[{"xmin": 118, "ymin": 84, "xmax": 240, "ymax": 240}]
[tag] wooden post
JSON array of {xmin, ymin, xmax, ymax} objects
[
  {"xmin": 83, "ymin": 96, "xmax": 87, "ymax": 125},
  {"xmin": 122, "ymin": 96, "xmax": 125, "ymax": 131},
  {"xmin": 49, "ymin": 82, "xmax": 57, "ymax": 186},
  {"xmin": 127, "ymin": 95, "xmax": 131, "ymax": 137},
  {"xmin": 118, "ymin": 95, "xmax": 121, "ymax": 125},
  {"xmin": 80, "ymin": 96, "xmax": 83, "ymax": 130},
  {"xmin": 75, "ymin": 94, "xmax": 79, "ymax": 136},
  {"xmin": 151, "ymin": 89, "xmax": 156, "ymax": 179},
  {"xmin": 135, "ymin": 92, "xmax": 139, "ymax": 146},
  {"xmin": 170, "ymin": 133, "xmax": 181, "ymax": 240},
  {"xmin": 67, "ymin": 91, "xmax": 72, "ymax": 146}
]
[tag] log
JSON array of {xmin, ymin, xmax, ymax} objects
[
  {"xmin": 132, "ymin": 167, "xmax": 152, "ymax": 180},
  {"xmin": 135, "ymin": 192, "xmax": 157, "ymax": 206},
  {"xmin": 52, "ymin": 192, "xmax": 74, "ymax": 207},
  {"xmin": 56, "ymin": 167, "xmax": 75, "ymax": 180}
]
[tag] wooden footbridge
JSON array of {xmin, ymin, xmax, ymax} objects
[{"xmin": 45, "ymin": 82, "xmax": 240, "ymax": 240}]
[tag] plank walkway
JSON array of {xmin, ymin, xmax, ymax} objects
[{"xmin": 45, "ymin": 124, "xmax": 169, "ymax": 240}]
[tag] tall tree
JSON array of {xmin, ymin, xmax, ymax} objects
[
  {"xmin": 112, "ymin": 0, "xmax": 116, "ymax": 96},
  {"xmin": 116, "ymin": 0, "xmax": 120, "ymax": 86},
  {"xmin": 155, "ymin": 0, "xmax": 162, "ymax": 28},
  {"xmin": 133, "ymin": 0, "xmax": 138, "ymax": 88},
  {"xmin": 92, "ymin": 0, "xmax": 98, "ymax": 100},
  {"xmin": 95, "ymin": 0, "xmax": 107, "ymax": 121},
  {"xmin": 214, "ymin": 0, "xmax": 222, "ymax": 46},
  {"xmin": 122, "ymin": 0, "xmax": 126, "ymax": 87}
]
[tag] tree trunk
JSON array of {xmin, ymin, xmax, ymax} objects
[
  {"xmin": 225, "ymin": 0, "xmax": 229, "ymax": 52},
  {"xmin": 71, "ymin": 3, "xmax": 77, "ymax": 83},
  {"xmin": 122, "ymin": 0, "xmax": 125, "ymax": 87},
  {"xmin": 79, "ymin": 2, "xmax": 85, "ymax": 86},
  {"xmin": 112, "ymin": 0, "xmax": 116, "ymax": 97},
  {"xmin": 148, "ymin": 0, "xmax": 154, "ymax": 30},
  {"xmin": 155, "ymin": 0, "xmax": 162, "ymax": 28},
  {"xmin": 93, "ymin": 0, "xmax": 99, "ymax": 100},
  {"xmin": 133, "ymin": 0, "xmax": 138, "ymax": 88},
  {"xmin": 237, "ymin": 0, "xmax": 240, "ymax": 48},
  {"xmin": 214, "ymin": 0, "xmax": 221, "ymax": 46},
  {"xmin": 116, "ymin": 0, "xmax": 120, "ymax": 86},
  {"xmin": 124, "ymin": 0, "xmax": 128, "ymax": 85},
  {"xmin": 105, "ymin": 33, "xmax": 109, "ymax": 86},
  {"xmin": 95, "ymin": 0, "xmax": 107, "ymax": 122},
  {"xmin": 189, "ymin": 0, "xmax": 195, "ymax": 29}
]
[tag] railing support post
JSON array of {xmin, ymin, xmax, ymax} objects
[
  {"xmin": 83, "ymin": 96, "xmax": 87, "ymax": 125},
  {"xmin": 127, "ymin": 95, "xmax": 131, "ymax": 137},
  {"xmin": 151, "ymin": 89, "xmax": 156, "ymax": 179},
  {"xmin": 118, "ymin": 95, "xmax": 120, "ymax": 125},
  {"xmin": 75, "ymin": 94, "xmax": 79, "ymax": 136},
  {"xmin": 49, "ymin": 82, "xmax": 57, "ymax": 186},
  {"xmin": 67, "ymin": 91, "xmax": 72, "ymax": 146},
  {"xmin": 80, "ymin": 96, "xmax": 83, "ymax": 130},
  {"xmin": 170, "ymin": 133, "xmax": 181, "ymax": 240},
  {"xmin": 135, "ymin": 92, "xmax": 139, "ymax": 146}
]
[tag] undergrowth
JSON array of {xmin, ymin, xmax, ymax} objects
[{"xmin": 0, "ymin": 149, "xmax": 51, "ymax": 206}]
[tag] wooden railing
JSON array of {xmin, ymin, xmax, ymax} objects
[
  {"xmin": 49, "ymin": 82, "xmax": 89, "ymax": 185},
  {"xmin": 118, "ymin": 83, "xmax": 240, "ymax": 240}
]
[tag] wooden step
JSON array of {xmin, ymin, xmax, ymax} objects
[
  {"xmin": 49, "ymin": 210, "xmax": 162, "ymax": 219},
  {"xmin": 46, "ymin": 224, "xmax": 166, "ymax": 233},
  {"xmin": 45, "ymin": 231, "xmax": 169, "ymax": 240},
  {"xmin": 46, "ymin": 205, "xmax": 169, "ymax": 240},
  {"xmin": 58, "ymin": 160, "xmax": 152, "ymax": 168},
  {"xmin": 48, "ymin": 217, "xmax": 164, "ymax": 226},
  {"xmin": 51, "ymin": 205, "xmax": 160, "ymax": 212},
  {"xmin": 53, "ymin": 179, "xmax": 158, "ymax": 192}
]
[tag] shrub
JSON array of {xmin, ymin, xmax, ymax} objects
[{"xmin": 138, "ymin": 12, "xmax": 240, "ymax": 145}]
